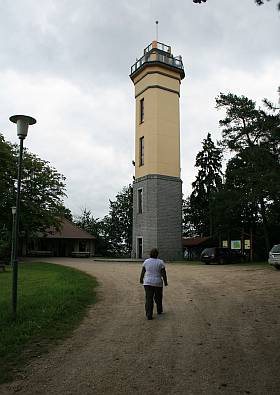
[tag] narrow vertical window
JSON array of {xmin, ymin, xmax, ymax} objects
[
  {"xmin": 140, "ymin": 98, "xmax": 144, "ymax": 123},
  {"xmin": 137, "ymin": 237, "xmax": 143, "ymax": 259},
  {"xmin": 139, "ymin": 136, "xmax": 144, "ymax": 166},
  {"xmin": 137, "ymin": 188, "xmax": 143, "ymax": 214}
]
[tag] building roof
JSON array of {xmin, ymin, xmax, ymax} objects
[
  {"xmin": 182, "ymin": 236, "xmax": 211, "ymax": 247},
  {"xmin": 43, "ymin": 218, "xmax": 96, "ymax": 240}
]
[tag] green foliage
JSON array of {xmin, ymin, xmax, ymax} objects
[
  {"xmin": 0, "ymin": 135, "xmax": 16, "ymax": 232},
  {"xmin": 19, "ymin": 150, "xmax": 67, "ymax": 236},
  {"xmin": 105, "ymin": 185, "xmax": 133, "ymax": 256},
  {"xmin": 0, "ymin": 239, "xmax": 10, "ymax": 260},
  {"xmin": 225, "ymin": 146, "xmax": 280, "ymax": 202},
  {"xmin": 59, "ymin": 206, "xmax": 73, "ymax": 222},
  {"xmin": 75, "ymin": 208, "xmax": 98, "ymax": 234},
  {"xmin": 182, "ymin": 197, "xmax": 196, "ymax": 237},
  {"xmin": 183, "ymin": 133, "xmax": 223, "ymax": 236},
  {"xmin": 75, "ymin": 185, "xmax": 133, "ymax": 257},
  {"xmin": 216, "ymin": 93, "xmax": 280, "ymax": 153},
  {"xmin": 184, "ymin": 91, "xmax": 280, "ymax": 259},
  {"xmin": 0, "ymin": 262, "xmax": 98, "ymax": 384},
  {"xmin": 75, "ymin": 208, "xmax": 108, "ymax": 256},
  {"xmin": 0, "ymin": 224, "xmax": 10, "ymax": 260},
  {"xmin": 0, "ymin": 134, "xmax": 70, "ymax": 244},
  {"xmin": 212, "ymin": 92, "xmax": 280, "ymax": 256}
]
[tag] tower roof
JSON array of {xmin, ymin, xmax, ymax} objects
[{"xmin": 130, "ymin": 41, "xmax": 185, "ymax": 80}]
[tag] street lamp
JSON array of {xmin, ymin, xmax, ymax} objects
[
  {"xmin": 9, "ymin": 115, "xmax": 36, "ymax": 319},
  {"xmin": 10, "ymin": 206, "xmax": 16, "ymax": 266}
]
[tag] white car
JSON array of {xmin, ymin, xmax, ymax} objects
[{"xmin": 268, "ymin": 244, "xmax": 280, "ymax": 269}]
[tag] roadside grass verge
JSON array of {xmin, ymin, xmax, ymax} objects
[{"xmin": 0, "ymin": 262, "xmax": 98, "ymax": 384}]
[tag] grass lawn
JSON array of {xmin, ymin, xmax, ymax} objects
[{"xmin": 0, "ymin": 262, "xmax": 98, "ymax": 384}]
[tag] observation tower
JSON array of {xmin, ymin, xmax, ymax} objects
[{"xmin": 130, "ymin": 40, "xmax": 185, "ymax": 260}]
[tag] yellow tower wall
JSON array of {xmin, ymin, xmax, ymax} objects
[{"xmin": 133, "ymin": 67, "xmax": 181, "ymax": 179}]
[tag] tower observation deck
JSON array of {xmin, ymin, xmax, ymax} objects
[{"xmin": 130, "ymin": 41, "xmax": 185, "ymax": 80}]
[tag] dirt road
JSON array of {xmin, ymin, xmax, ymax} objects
[{"xmin": 1, "ymin": 259, "xmax": 280, "ymax": 395}]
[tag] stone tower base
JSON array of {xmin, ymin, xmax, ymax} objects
[{"xmin": 132, "ymin": 174, "xmax": 182, "ymax": 261}]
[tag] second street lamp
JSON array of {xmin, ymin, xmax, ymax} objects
[{"xmin": 9, "ymin": 114, "xmax": 36, "ymax": 319}]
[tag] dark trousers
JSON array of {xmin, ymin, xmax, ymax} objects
[{"xmin": 144, "ymin": 285, "xmax": 163, "ymax": 318}]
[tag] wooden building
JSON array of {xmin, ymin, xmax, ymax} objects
[{"xmin": 26, "ymin": 218, "xmax": 96, "ymax": 257}]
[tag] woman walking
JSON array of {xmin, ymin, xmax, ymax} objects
[{"xmin": 139, "ymin": 248, "xmax": 168, "ymax": 320}]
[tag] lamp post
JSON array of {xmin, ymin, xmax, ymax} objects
[
  {"xmin": 10, "ymin": 206, "xmax": 16, "ymax": 266},
  {"xmin": 9, "ymin": 115, "xmax": 36, "ymax": 319}
]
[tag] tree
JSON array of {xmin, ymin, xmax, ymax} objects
[
  {"xmin": 255, "ymin": 0, "xmax": 280, "ymax": 9},
  {"xmin": 0, "ymin": 135, "xmax": 16, "ymax": 239},
  {"xmin": 182, "ymin": 196, "xmax": 197, "ymax": 237},
  {"xmin": 0, "ymin": 134, "xmax": 68, "ymax": 252},
  {"xmin": 213, "ymin": 93, "xmax": 280, "ymax": 254},
  {"xmin": 75, "ymin": 208, "xmax": 99, "ymax": 235},
  {"xmin": 263, "ymin": 94, "xmax": 280, "ymax": 142},
  {"xmin": 105, "ymin": 185, "xmax": 133, "ymax": 256},
  {"xmin": 193, "ymin": 0, "xmax": 280, "ymax": 11},
  {"xmin": 75, "ymin": 208, "xmax": 109, "ymax": 256},
  {"xmin": 75, "ymin": 185, "xmax": 133, "ymax": 257},
  {"xmin": 216, "ymin": 93, "xmax": 280, "ymax": 153},
  {"xmin": 227, "ymin": 147, "xmax": 279, "ymax": 248},
  {"xmin": 185, "ymin": 133, "xmax": 223, "ymax": 236},
  {"xmin": 20, "ymin": 150, "xmax": 67, "ymax": 237}
]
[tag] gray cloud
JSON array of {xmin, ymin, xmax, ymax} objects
[{"xmin": 1, "ymin": 0, "xmax": 279, "ymax": 217}]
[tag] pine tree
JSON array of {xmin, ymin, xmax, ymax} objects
[{"xmin": 186, "ymin": 133, "xmax": 223, "ymax": 236}]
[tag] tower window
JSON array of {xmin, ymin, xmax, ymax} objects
[
  {"xmin": 137, "ymin": 188, "xmax": 143, "ymax": 214},
  {"xmin": 140, "ymin": 98, "xmax": 144, "ymax": 123},
  {"xmin": 137, "ymin": 237, "xmax": 143, "ymax": 259},
  {"xmin": 139, "ymin": 136, "xmax": 144, "ymax": 166}
]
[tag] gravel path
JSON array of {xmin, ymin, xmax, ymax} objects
[{"xmin": 1, "ymin": 259, "xmax": 280, "ymax": 395}]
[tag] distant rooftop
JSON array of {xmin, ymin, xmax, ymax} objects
[
  {"xmin": 130, "ymin": 41, "xmax": 184, "ymax": 79},
  {"xmin": 182, "ymin": 237, "xmax": 212, "ymax": 247},
  {"xmin": 43, "ymin": 218, "xmax": 96, "ymax": 240}
]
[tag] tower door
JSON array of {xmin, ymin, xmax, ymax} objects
[{"xmin": 137, "ymin": 237, "xmax": 143, "ymax": 259}]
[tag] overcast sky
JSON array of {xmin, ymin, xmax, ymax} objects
[{"xmin": 1, "ymin": 0, "xmax": 279, "ymax": 219}]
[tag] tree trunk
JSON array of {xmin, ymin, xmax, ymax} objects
[{"xmin": 259, "ymin": 198, "xmax": 270, "ymax": 253}]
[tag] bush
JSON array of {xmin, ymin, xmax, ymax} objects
[{"xmin": 0, "ymin": 239, "xmax": 10, "ymax": 261}]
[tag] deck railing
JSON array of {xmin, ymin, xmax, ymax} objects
[{"xmin": 131, "ymin": 50, "xmax": 183, "ymax": 75}]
